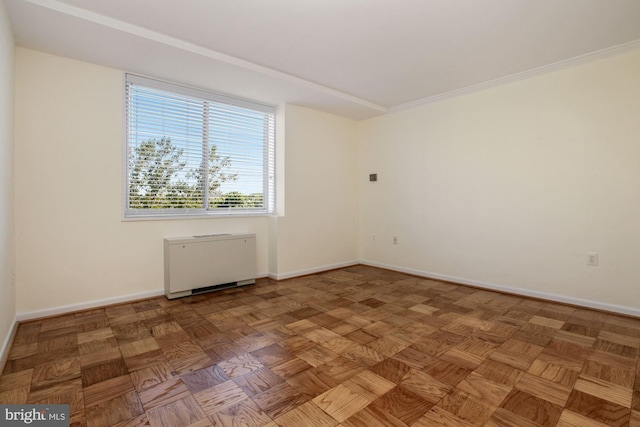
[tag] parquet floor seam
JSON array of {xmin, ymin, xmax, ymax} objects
[{"xmin": 1, "ymin": 265, "xmax": 639, "ymax": 426}]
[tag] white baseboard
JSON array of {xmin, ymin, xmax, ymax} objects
[
  {"xmin": 0, "ymin": 317, "xmax": 18, "ymax": 374},
  {"xmin": 13, "ymin": 259, "xmax": 637, "ymax": 328},
  {"xmin": 360, "ymin": 260, "xmax": 640, "ymax": 318},
  {"xmin": 11, "ymin": 271, "xmax": 286, "ymax": 323},
  {"xmin": 16, "ymin": 289, "xmax": 165, "ymax": 322},
  {"xmin": 270, "ymin": 260, "xmax": 360, "ymax": 281}
]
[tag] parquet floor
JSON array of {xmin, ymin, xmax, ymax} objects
[{"xmin": 1, "ymin": 266, "xmax": 639, "ymax": 426}]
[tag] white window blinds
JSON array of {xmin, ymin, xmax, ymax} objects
[{"xmin": 125, "ymin": 74, "xmax": 275, "ymax": 218}]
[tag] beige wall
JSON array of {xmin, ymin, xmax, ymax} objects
[
  {"xmin": 0, "ymin": 0, "xmax": 16, "ymax": 353},
  {"xmin": 14, "ymin": 49, "xmax": 271, "ymax": 315},
  {"xmin": 12, "ymin": 45, "xmax": 640, "ymax": 318},
  {"xmin": 359, "ymin": 49, "xmax": 640, "ymax": 314},
  {"xmin": 13, "ymin": 49, "xmax": 359, "ymax": 315},
  {"xmin": 274, "ymin": 104, "xmax": 359, "ymax": 277}
]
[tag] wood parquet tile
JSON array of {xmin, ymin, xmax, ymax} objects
[
  {"xmin": 83, "ymin": 374, "xmax": 134, "ymax": 408},
  {"xmin": 368, "ymin": 385, "xmax": 434, "ymax": 425},
  {"xmin": 2, "ymin": 265, "xmax": 640, "ymax": 426}
]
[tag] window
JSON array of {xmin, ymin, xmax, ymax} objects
[{"xmin": 124, "ymin": 74, "xmax": 275, "ymax": 218}]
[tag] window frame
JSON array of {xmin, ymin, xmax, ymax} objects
[{"xmin": 123, "ymin": 74, "xmax": 276, "ymax": 220}]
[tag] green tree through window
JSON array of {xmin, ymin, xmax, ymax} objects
[
  {"xmin": 128, "ymin": 137, "xmax": 237, "ymax": 209},
  {"xmin": 125, "ymin": 74, "xmax": 275, "ymax": 218}
]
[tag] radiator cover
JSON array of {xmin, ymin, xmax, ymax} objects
[{"xmin": 163, "ymin": 233, "xmax": 256, "ymax": 299}]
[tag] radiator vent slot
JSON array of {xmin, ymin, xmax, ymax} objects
[{"xmin": 164, "ymin": 233, "xmax": 256, "ymax": 299}]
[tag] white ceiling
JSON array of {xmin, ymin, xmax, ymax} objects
[{"xmin": 5, "ymin": 0, "xmax": 640, "ymax": 119}]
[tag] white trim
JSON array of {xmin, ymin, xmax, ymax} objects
[
  {"xmin": 22, "ymin": 0, "xmax": 387, "ymax": 114},
  {"xmin": 123, "ymin": 73, "xmax": 277, "ymax": 219},
  {"xmin": 0, "ymin": 317, "xmax": 18, "ymax": 373},
  {"xmin": 18, "ymin": 0, "xmax": 640, "ymax": 118},
  {"xmin": 390, "ymin": 39, "xmax": 640, "ymax": 113},
  {"xmin": 270, "ymin": 260, "xmax": 360, "ymax": 281},
  {"xmin": 11, "ymin": 260, "xmax": 638, "ymax": 330},
  {"xmin": 121, "ymin": 71, "xmax": 128, "ymax": 222},
  {"xmin": 13, "ymin": 275, "xmax": 277, "ymax": 323},
  {"xmin": 360, "ymin": 260, "xmax": 640, "ymax": 318},
  {"xmin": 127, "ymin": 73, "xmax": 276, "ymax": 112},
  {"xmin": 16, "ymin": 289, "xmax": 165, "ymax": 322}
]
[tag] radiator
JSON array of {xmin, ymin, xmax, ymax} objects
[{"xmin": 163, "ymin": 233, "xmax": 256, "ymax": 299}]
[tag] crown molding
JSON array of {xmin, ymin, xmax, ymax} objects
[
  {"xmin": 390, "ymin": 39, "xmax": 640, "ymax": 114},
  {"xmin": 17, "ymin": 0, "xmax": 640, "ymax": 119},
  {"xmin": 21, "ymin": 0, "xmax": 388, "ymax": 114}
]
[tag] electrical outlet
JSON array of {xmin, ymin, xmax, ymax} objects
[
  {"xmin": 372, "ymin": 234, "xmax": 376, "ymax": 242},
  {"xmin": 587, "ymin": 252, "xmax": 599, "ymax": 266},
  {"xmin": 393, "ymin": 236, "xmax": 398, "ymax": 245}
]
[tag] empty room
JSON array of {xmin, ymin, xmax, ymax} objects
[{"xmin": 1, "ymin": 0, "xmax": 640, "ymax": 426}]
